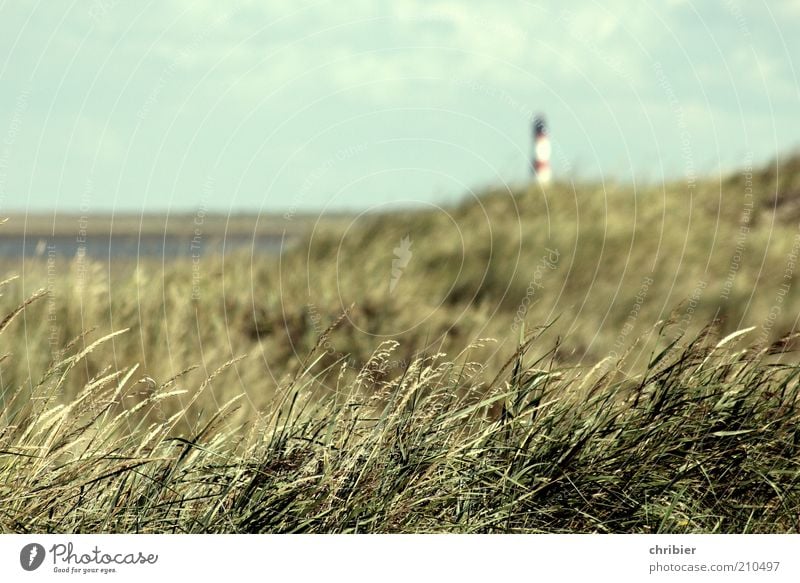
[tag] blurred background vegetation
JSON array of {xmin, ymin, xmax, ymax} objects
[{"xmin": 1, "ymin": 154, "xmax": 799, "ymax": 426}]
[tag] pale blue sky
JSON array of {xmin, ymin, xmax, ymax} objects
[{"xmin": 0, "ymin": 0, "xmax": 798, "ymax": 213}]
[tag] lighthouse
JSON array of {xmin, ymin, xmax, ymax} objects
[{"xmin": 532, "ymin": 115, "xmax": 551, "ymax": 184}]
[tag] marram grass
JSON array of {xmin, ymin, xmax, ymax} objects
[
  {"xmin": 3, "ymin": 155, "xmax": 800, "ymax": 533},
  {"xmin": 1, "ymin": 291, "xmax": 798, "ymax": 533}
]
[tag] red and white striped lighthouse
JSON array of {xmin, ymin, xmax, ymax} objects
[{"xmin": 532, "ymin": 115, "xmax": 551, "ymax": 184}]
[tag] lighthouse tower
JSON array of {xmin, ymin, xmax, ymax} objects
[{"xmin": 532, "ymin": 115, "xmax": 552, "ymax": 184}]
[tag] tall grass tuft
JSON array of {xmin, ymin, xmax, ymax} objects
[{"xmin": 1, "ymin": 309, "xmax": 797, "ymax": 533}]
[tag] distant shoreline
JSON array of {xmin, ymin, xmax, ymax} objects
[
  {"xmin": 0, "ymin": 232, "xmax": 294, "ymax": 259},
  {"xmin": 0, "ymin": 212, "xmax": 352, "ymax": 238}
]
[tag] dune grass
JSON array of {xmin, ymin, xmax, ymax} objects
[
  {"xmin": 1, "ymin": 154, "xmax": 799, "ymax": 418},
  {"xmin": 1, "ymin": 302, "xmax": 798, "ymax": 533},
  {"xmin": 1, "ymin": 154, "xmax": 800, "ymax": 532}
]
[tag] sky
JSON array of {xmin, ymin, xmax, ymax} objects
[{"xmin": 0, "ymin": 0, "xmax": 798, "ymax": 213}]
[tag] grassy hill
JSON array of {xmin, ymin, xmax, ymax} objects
[
  {"xmin": 263, "ymin": 152, "xmax": 800, "ymax": 378},
  {"xmin": 2, "ymin": 154, "xmax": 800, "ymax": 417},
  {"xmin": 1, "ymin": 154, "xmax": 799, "ymax": 532}
]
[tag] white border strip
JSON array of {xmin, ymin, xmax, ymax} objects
[{"xmin": 1, "ymin": 534, "xmax": 797, "ymax": 582}]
